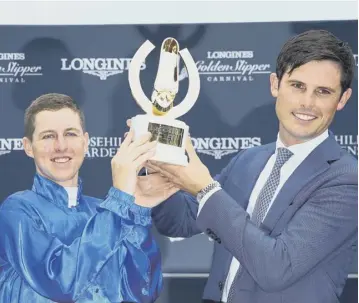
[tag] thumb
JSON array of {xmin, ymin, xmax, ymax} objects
[{"xmin": 185, "ymin": 135, "xmax": 199, "ymax": 161}]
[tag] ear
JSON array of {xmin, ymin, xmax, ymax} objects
[
  {"xmin": 270, "ymin": 73, "xmax": 279, "ymax": 98},
  {"xmin": 23, "ymin": 137, "xmax": 34, "ymax": 158},
  {"xmin": 84, "ymin": 132, "xmax": 89, "ymax": 153},
  {"xmin": 337, "ymin": 88, "xmax": 352, "ymax": 111}
]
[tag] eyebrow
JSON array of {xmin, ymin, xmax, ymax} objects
[
  {"xmin": 38, "ymin": 128, "xmax": 82, "ymax": 136},
  {"xmin": 287, "ymin": 79, "xmax": 337, "ymax": 93}
]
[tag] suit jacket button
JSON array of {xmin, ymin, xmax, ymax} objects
[{"xmin": 219, "ymin": 281, "xmax": 224, "ymax": 291}]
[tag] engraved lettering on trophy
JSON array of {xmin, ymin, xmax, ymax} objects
[{"xmin": 148, "ymin": 123, "xmax": 184, "ymax": 147}]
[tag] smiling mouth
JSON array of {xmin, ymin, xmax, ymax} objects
[
  {"xmin": 292, "ymin": 112, "xmax": 317, "ymax": 121},
  {"xmin": 51, "ymin": 157, "xmax": 72, "ymax": 163}
]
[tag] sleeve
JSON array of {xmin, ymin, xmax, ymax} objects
[
  {"xmin": 197, "ymin": 187, "xmax": 222, "ymax": 215},
  {"xmin": 196, "ymin": 169, "xmax": 358, "ymax": 292},
  {"xmin": 0, "ymin": 187, "xmax": 162, "ymax": 302},
  {"xmin": 152, "ymin": 151, "xmax": 243, "ymax": 238}
]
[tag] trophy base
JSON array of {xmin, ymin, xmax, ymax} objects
[{"xmin": 131, "ymin": 114, "xmax": 189, "ymax": 166}]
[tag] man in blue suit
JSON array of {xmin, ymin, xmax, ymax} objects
[{"xmin": 141, "ymin": 30, "xmax": 358, "ymax": 303}]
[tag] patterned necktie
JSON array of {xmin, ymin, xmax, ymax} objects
[
  {"xmin": 251, "ymin": 147, "xmax": 294, "ymax": 226},
  {"xmin": 227, "ymin": 147, "xmax": 293, "ymax": 302}
]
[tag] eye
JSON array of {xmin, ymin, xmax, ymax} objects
[
  {"xmin": 317, "ymin": 88, "xmax": 331, "ymax": 95},
  {"xmin": 291, "ymin": 82, "xmax": 305, "ymax": 90},
  {"xmin": 42, "ymin": 134, "xmax": 54, "ymax": 140},
  {"xmin": 66, "ymin": 132, "xmax": 78, "ymax": 137}
]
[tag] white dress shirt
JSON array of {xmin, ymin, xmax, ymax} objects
[
  {"xmin": 197, "ymin": 130, "xmax": 329, "ymax": 302},
  {"xmin": 65, "ymin": 186, "xmax": 79, "ymax": 208}
]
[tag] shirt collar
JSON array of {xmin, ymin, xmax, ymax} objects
[
  {"xmin": 276, "ymin": 130, "xmax": 329, "ymax": 161},
  {"xmin": 32, "ymin": 173, "xmax": 83, "ymax": 209}
]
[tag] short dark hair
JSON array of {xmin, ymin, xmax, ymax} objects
[
  {"xmin": 24, "ymin": 93, "xmax": 85, "ymax": 140},
  {"xmin": 276, "ymin": 29, "xmax": 355, "ymax": 93}
]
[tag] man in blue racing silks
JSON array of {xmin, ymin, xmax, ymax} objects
[{"xmin": 0, "ymin": 93, "xmax": 176, "ymax": 303}]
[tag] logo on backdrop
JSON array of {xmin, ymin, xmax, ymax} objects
[
  {"xmin": 86, "ymin": 137, "xmax": 122, "ymax": 158},
  {"xmin": 335, "ymin": 135, "xmax": 357, "ymax": 157},
  {"xmin": 0, "ymin": 137, "xmax": 122, "ymax": 158},
  {"xmin": 179, "ymin": 50, "xmax": 271, "ymax": 83},
  {"xmin": 0, "ymin": 53, "xmax": 43, "ymax": 84},
  {"xmin": 0, "ymin": 136, "xmax": 262, "ymax": 159},
  {"xmin": 192, "ymin": 137, "xmax": 261, "ymax": 159},
  {"xmin": 82, "ymin": 137, "xmax": 263, "ymax": 160},
  {"xmin": 61, "ymin": 57, "xmax": 146, "ymax": 80},
  {"xmin": 0, "ymin": 138, "xmax": 23, "ymax": 155}
]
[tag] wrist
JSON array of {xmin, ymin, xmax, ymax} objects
[
  {"xmin": 113, "ymin": 181, "xmax": 135, "ymax": 196},
  {"xmin": 113, "ymin": 172, "xmax": 136, "ymax": 196},
  {"xmin": 196, "ymin": 180, "xmax": 221, "ymax": 202},
  {"xmin": 193, "ymin": 177, "xmax": 215, "ymax": 196}
]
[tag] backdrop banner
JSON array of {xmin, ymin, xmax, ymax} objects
[{"xmin": 0, "ymin": 20, "xmax": 357, "ymax": 302}]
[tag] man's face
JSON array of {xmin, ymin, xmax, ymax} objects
[
  {"xmin": 270, "ymin": 60, "xmax": 352, "ymax": 146},
  {"xmin": 23, "ymin": 108, "xmax": 89, "ymax": 187}
]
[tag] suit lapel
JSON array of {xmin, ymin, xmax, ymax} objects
[{"xmin": 261, "ymin": 135, "xmax": 342, "ymax": 233}]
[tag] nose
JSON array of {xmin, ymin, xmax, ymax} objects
[
  {"xmin": 299, "ymin": 91, "xmax": 316, "ymax": 108},
  {"xmin": 54, "ymin": 135, "xmax": 68, "ymax": 152}
]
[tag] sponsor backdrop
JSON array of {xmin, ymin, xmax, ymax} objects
[{"xmin": 0, "ymin": 20, "xmax": 357, "ymax": 302}]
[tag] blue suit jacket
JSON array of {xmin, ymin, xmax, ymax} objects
[{"xmin": 152, "ymin": 135, "xmax": 358, "ymax": 303}]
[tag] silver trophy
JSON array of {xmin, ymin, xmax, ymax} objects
[{"xmin": 128, "ymin": 37, "xmax": 200, "ymax": 166}]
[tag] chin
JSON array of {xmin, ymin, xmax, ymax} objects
[
  {"xmin": 49, "ymin": 171, "xmax": 78, "ymax": 185},
  {"xmin": 289, "ymin": 130, "xmax": 318, "ymax": 142}
]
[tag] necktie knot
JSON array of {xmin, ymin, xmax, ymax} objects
[{"xmin": 275, "ymin": 147, "xmax": 293, "ymax": 168}]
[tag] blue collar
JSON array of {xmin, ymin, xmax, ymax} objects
[{"xmin": 31, "ymin": 173, "xmax": 83, "ymax": 209}]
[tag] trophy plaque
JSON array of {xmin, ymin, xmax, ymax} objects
[{"xmin": 128, "ymin": 37, "xmax": 200, "ymax": 166}]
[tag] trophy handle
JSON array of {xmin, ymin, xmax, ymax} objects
[
  {"xmin": 168, "ymin": 48, "xmax": 200, "ymax": 119},
  {"xmin": 128, "ymin": 40, "xmax": 154, "ymax": 115},
  {"xmin": 129, "ymin": 40, "xmax": 200, "ymax": 119}
]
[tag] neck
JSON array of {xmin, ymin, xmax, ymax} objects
[
  {"xmin": 278, "ymin": 124, "xmax": 321, "ymax": 147},
  {"xmin": 36, "ymin": 171, "xmax": 78, "ymax": 187}
]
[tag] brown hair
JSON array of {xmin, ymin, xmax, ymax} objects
[{"xmin": 24, "ymin": 93, "xmax": 85, "ymax": 140}]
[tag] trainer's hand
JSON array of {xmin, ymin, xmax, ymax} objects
[
  {"xmin": 135, "ymin": 173, "xmax": 179, "ymax": 207},
  {"xmin": 146, "ymin": 136, "xmax": 214, "ymax": 196}
]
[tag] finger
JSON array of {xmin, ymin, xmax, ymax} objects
[
  {"xmin": 146, "ymin": 161, "xmax": 175, "ymax": 175},
  {"xmin": 132, "ymin": 140, "xmax": 157, "ymax": 161},
  {"xmin": 126, "ymin": 119, "xmax": 132, "ymax": 127},
  {"xmin": 148, "ymin": 163, "xmax": 177, "ymax": 183},
  {"xmin": 148, "ymin": 160, "xmax": 178, "ymax": 175},
  {"xmin": 145, "ymin": 162, "xmax": 161, "ymax": 174},
  {"xmin": 137, "ymin": 172, "xmax": 163, "ymax": 181},
  {"xmin": 147, "ymin": 172, "xmax": 172, "ymax": 183},
  {"xmin": 185, "ymin": 135, "xmax": 199, "ymax": 161},
  {"xmin": 129, "ymin": 132, "xmax": 153, "ymax": 150},
  {"xmin": 134, "ymin": 148, "xmax": 157, "ymax": 169},
  {"xmin": 146, "ymin": 161, "xmax": 169, "ymax": 177},
  {"xmin": 137, "ymin": 174, "xmax": 174, "ymax": 190},
  {"xmin": 144, "ymin": 165, "xmax": 157, "ymax": 175},
  {"xmin": 146, "ymin": 161, "xmax": 167, "ymax": 175},
  {"xmin": 120, "ymin": 128, "xmax": 134, "ymax": 149}
]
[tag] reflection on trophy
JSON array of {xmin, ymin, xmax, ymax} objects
[
  {"xmin": 128, "ymin": 37, "xmax": 200, "ymax": 166},
  {"xmin": 151, "ymin": 38, "xmax": 179, "ymax": 116}
]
